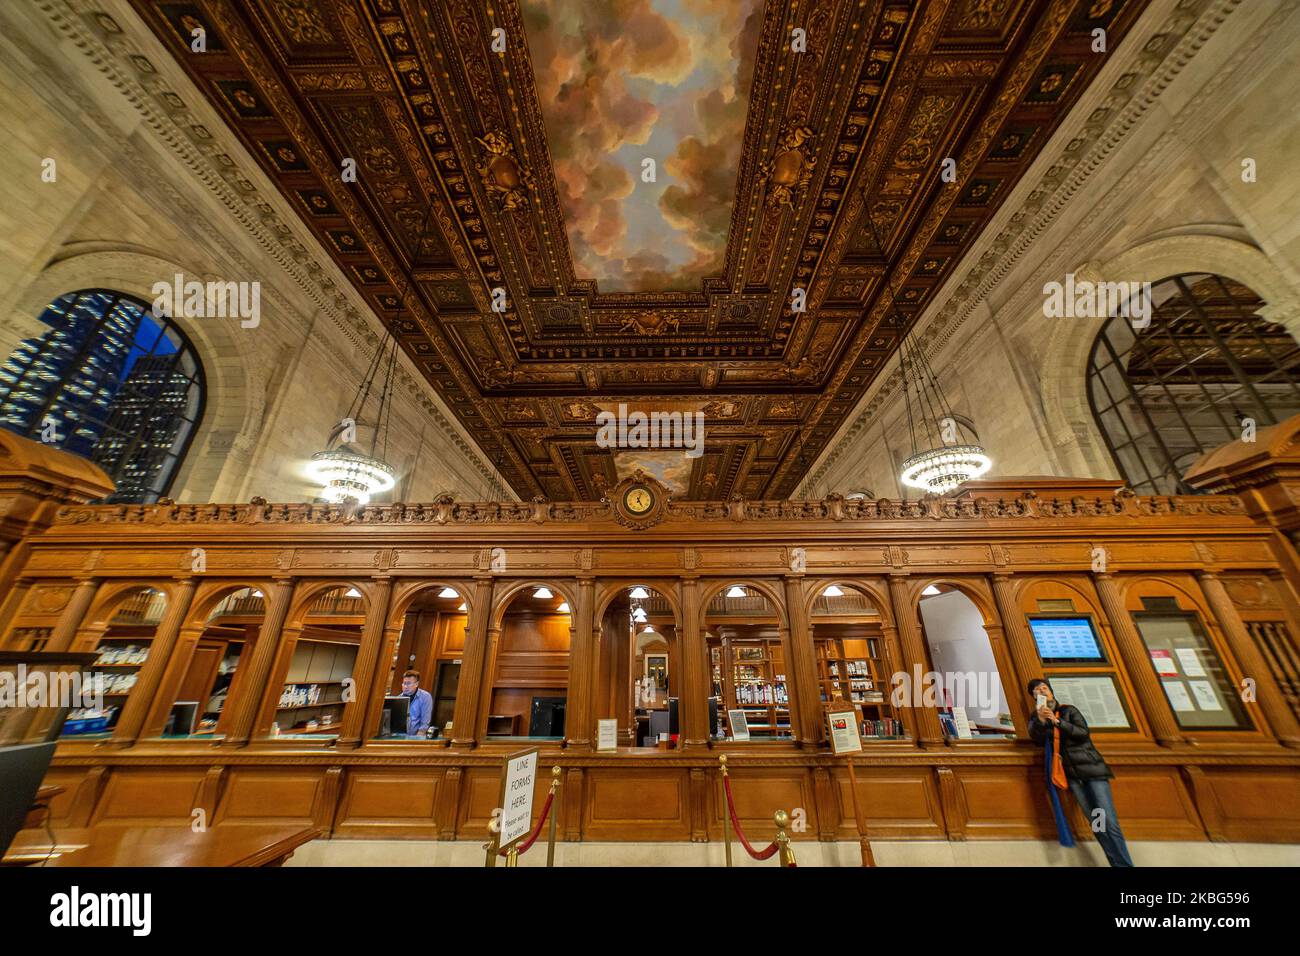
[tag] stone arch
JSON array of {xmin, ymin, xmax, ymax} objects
[
  {"xmin": 10, "ymin": 249, "xmax": 260, "ymax": 502},
  {"xmin": 1039, "ymin": 234, "xmax": 1300, "ymax": 482}
]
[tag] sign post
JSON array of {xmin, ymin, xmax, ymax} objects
[
  {"xmin": 826, "ymin": 707, "xmax": 876, "ymax": 867},
  {"xmin": 497, "ymin": 747, "xmax": 539, "ymax": 866}
]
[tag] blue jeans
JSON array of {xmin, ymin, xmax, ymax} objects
[{"xmin": 1068, "ymin": 777, "xmax": 1134, "ymax": 867}]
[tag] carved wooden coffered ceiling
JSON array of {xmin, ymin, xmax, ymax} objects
[{"xmin": 129, "ymin": 0, "xmax": 1147, "ymax": 500}]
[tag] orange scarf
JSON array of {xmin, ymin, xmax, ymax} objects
[{"xmin": 1051, "ymin": 718, "xmax": 1069, "ymax": 790}]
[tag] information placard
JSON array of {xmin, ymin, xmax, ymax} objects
[
  {"xmin": 728, "ymin": 709, "xmax": 750, "ymax": 741},
  {"xmin": 1048, "ymin": 675, "xmax": 1132, "ymax": 729},
  {"xmin": 826, "ymin": 709, "xmax": 863, "ymax": 754},
  {"xmin": 498, "ymin": 748, "xmax": 538, "ymax": 848},
  {"xmin": 596, "ymin": 718, "xmax": 618, "ymax": 752}
]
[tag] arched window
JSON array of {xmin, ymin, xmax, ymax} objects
[
  {"xmin": 0, "ymin": 289, "xmax": 205, "ymax": 502},
  {"xmin": 1087, "ymin": 273, "xmax": 1300, "ymax": 495}
]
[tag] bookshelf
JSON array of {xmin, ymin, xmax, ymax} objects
[
  {"xmin": 274, "ymin": 635, "xmax": 359, "ymax": 735},
  {"xmin": 814, "ymin": 630, "xmax": 904, "ymax": 739},
  {"xmin": 710, "ymin": 633, "xmax": 791, "ymax": 738},
  {"xmin": 63, "ymin": 624, "xmax": 156, "ymax": 735}
]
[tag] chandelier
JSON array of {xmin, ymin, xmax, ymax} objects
[
  {"xmin": 864, "ymin": 207, "xmax": 991, "ymax": 495},
  {"xmin": 306, "ymin": 448, "xmax": 396, "ymax": 505},
  {"xmin": 308, "ymin": 206, "xmax": 439, "ymax": 505}
]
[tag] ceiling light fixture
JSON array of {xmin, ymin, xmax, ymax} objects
[
  {"xmin": 628, "ymin": 587, "xmax": 650, "ymax": 600},
  {"xmin": 823, "ymin": 584, "xmax": 845, "ymax": 597},
  {"xmin": 922, "ymin": 585, "xmax": 941, "ymax": 597},
  {"xmin": 308, "ymin": 205, "xmax": 440, "ymax": 505},
  {"xmin": 344, "ymin": 587, "xmax": 361, "ymax": 598},
  {"xmin": 458, "ymin": 603, "xmax": 467, "ymax": 612},
  {"xmin": 632, "ymin": 607, "xmax": 648, "ymax": 623},
  {"xmin": 726, "ymin": 585, "xmax": 746, "ymax": 598},
  {"xmin": 533, "ymin": 587, "xmax": 553, "ymax": 600},
  {"xmin": 438, "ymin": 587, "xmax": 459, "ymax": 599},
  {"xmin": 862, "ymin": 208, "xmax": 991, "ymax": 495},
  {"xmin": 557, "ymin": 602, "xmax": 571, "ymax": 614}
]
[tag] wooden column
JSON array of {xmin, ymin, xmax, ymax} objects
[
  {"xmin": 224, "ymin": 577, "xmax": 294, "ymax": 746},
  {"xmin": 678, "ymin": 576, "xmax": 709, "ymax": 748},
  {"xmin": 44, "ymin": 577, "xmax": 101, "ymax": 652},
  {"xmin": 1198, "ymin": 571, "xmax": 1300, "ymax": 747},
  {"xmin": 877, "ymin": 618, "xmax": 918, "ymax": 740},
  {"xmin": 887, "ymin": 574, "xmax": 945, "ymax": 746},
  {"xmin": 980, "ymin": 621, "xmax": 1028, "ymax": 739},
  {"xmin": 0, "ymin": 577, "xmax": 32, "ymax": 646},
  {"xmin": 339, "ymin": 577, "xmax": 394, "ymax": 748},
  {"xmin": 142, "ymin": 622, "xmax": 206, "ymax": 737},
  {"xmin": 990, "ymin": 573, "xmax": 1045, "ymax": 695},
  {"xmin": 451, "ymin": 574, "xmax": 493, "ymax": 748},
  {"xmin": 111, "ymin": 577, "xmax": 198, "ymax": 745},
  {"xmin": 782, "ymin": 575, "xmax": 822, "ymax": 748},
  {"xmin": 1092, "ymin": 573, "xmax": 1185, "ymax": 747},
  {"xmin": 565, "ymin": 576, "xmax": 596, "ymax": 750}
]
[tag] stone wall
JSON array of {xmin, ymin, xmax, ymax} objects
[
  {"xmin": 0, "ymin": 0, "xmax": 507, "ymax": 504},
  {"xmin": 804, "ymin": 0, "xmax": 1300, "ymax": 499}
]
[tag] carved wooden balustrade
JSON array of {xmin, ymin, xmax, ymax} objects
[{"xmin": 1, "ymin": 427, "xmax": 1299, "ymax": 845}]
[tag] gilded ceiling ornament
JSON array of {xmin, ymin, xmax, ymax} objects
[
  {"xmin": 617, "ymin": 311, "xmax": 681, "ymax": 336},
  {"xmin": 474, "ymin": 131, "xmax": 532, "ymax": 211},
  {"xmin": 760, "ymin": 123, "xmax": 817, "ymax": 209}
]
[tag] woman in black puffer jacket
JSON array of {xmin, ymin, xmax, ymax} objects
[{"xmin": 1027, "ymin": 678, "xmax": 1134, "ymax": 866}]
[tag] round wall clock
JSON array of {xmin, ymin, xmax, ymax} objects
[{"xmin": 624, "ymin": 484, "xmax": 655, "ymax": 515}]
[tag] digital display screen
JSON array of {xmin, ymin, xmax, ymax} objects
[{"xmin": 1030, "ymin": 616, "xmax": 1104, "ymax": 662}]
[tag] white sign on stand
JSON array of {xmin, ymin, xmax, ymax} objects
[
  {"xmin": 499, "ymin": 749, "xmax": 538, "ymax": 848},
  {"xmin": 596, "ymin": 718, "xmax": 618, "ymax": 752}
]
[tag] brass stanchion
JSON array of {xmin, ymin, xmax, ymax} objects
[
  {"xmin": 546, "ymin": 765, "xmax": 561, "ymax": 867},
  {"xmin": 844, "ymin": 758, "xmax": 876, "ymax": 867},
  {"xmin": 719, "ymin": 755, "xmax": 733, "ymax": 868},
  {"xmin": 504, "ymin": 846, "xmax": 519, "ymax": 867},
  {"xmin": 483, "ymin": 816, "xmax": 501, "ymax": 868},
  {"xmin": 774, "ymin": 810, "xmax": 796, "ymax": 867}
]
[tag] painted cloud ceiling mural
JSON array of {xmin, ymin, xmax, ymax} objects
[{"xmin": 521, "ymin": 0, "xmax": 762, "ymax": 292}]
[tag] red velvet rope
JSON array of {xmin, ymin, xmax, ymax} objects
[
  {"xmin": 500, "ymin": 790, "xmax": 556, "ymax": 857},
  {"xmin": 722, "ymin": 773, "xmax": 781, "ymax": 861}
]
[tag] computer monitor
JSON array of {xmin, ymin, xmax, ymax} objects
[
  {"xmin": 668, "ymin": 697, "xmax": 680, "ymax": 736},
  {"xmin": 528, "ymin": 696, "xmax": 566, "ymax": 737},
  {"xmin": 1029, "ymin": 616, "xmax": 1104, "ymax": 663},
  {"xmin": 708, "ymin": 697, "xmax": 719, "ymax": 737},
  {"xmin": 167, "ymin": 701, "xmax": 199, "ymax": 736},
  {"xmin": 382, "ymin": 695, "xmax": 410, "ymax": 737},
  {"xmin": 0, "ymin": 741, "xmax": 58, "ymax": 857}
]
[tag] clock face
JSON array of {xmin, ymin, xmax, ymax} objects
[{"xmin": 624, "ymin": 486, "xmax": 654, "ymax": 515}]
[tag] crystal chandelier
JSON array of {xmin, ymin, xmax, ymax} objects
[
  {"xmin": 308, "ymin": 206, "xmax": 439, "ymax": 505},
  {"xmin": 306, "ymin": 448, "xmax": 396, "ymax": 505},
  {"xmin": 896, "ymin": 331, "xmax": 991, "ymax": 493},
  {"xmin": 863, "ymin": 205, "xmax": 991, "ymax": 495}
]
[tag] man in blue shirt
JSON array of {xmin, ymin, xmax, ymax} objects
[{"xmin": 401, "ymin": 670, "xmax": 433, "ymax": 738}]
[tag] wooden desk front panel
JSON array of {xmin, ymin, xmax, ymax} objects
[{"xmin": 33, "ymin": 754, "xmax": 1300, "ymax": 844}]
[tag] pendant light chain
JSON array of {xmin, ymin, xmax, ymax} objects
[{"xmin": 862, "ymin": 201, "xmax": 992, "ymax": 493}]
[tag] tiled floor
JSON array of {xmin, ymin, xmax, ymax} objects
[{"xmin": 285, "ymin": 838, "xmax": 1300, "ymax": 867}]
